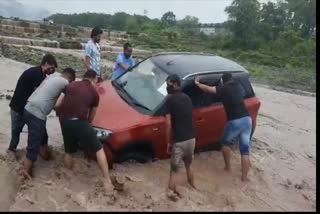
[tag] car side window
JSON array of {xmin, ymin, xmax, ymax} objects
[
  {"xmin": 183, "ymin": 78, "xmax": 222, "ymax": 109},
  {"xmin": 182, "ymin": 73, "xmax": 255, "ymax": 110}
]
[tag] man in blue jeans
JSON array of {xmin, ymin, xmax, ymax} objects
[{"xmin": 195, "ymin": 73, "xmax": 252, "ymax": 181}]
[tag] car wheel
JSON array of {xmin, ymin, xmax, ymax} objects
[
  {"xmin": 115, "ymin": 150, "xmax": 152, "ymax": 164},
  {"xmin": 115, "ymin": 149, "xmax": 152, "ymax": 163}
]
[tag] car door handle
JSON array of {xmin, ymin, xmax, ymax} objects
[{"xmin": 197, "ymin": 118, "xmax": 205, "ymax": 122}]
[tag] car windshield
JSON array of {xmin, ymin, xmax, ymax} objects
[{"xmin": 115, "ymin": 58, "xmax": 168, "ymax": 111}]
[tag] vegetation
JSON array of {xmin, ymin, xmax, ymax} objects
[
  {"xmin": 47, "ymin": 0, "xmax": 315, "ymax": 92},
  {"xmin": 0, "ymin": 44, "xmax": 107, "ymax": 77}
]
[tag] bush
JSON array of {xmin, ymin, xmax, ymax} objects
[{"xmin": 60, "ymin": 40, "xmax": 82, "ymax": 49}]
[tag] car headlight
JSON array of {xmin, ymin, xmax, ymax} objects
[{"xmin": 93, "ymin": 127, "xmax": 113, "ymax": 140}]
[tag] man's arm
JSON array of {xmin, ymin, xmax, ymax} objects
[
  {"xmin": 88, "ymin": 107, "xmax": 97, "ymax": 123},
  {"xmin": 194, "ymin": 76, "xmax": 217, "ymax": 94},
  {"xmin": 84, "ymin": 43, "xmax": 92, "ymax": 70},
  {"xmin": 55, "ymin": 93, "xmax": 65, "ymax": 109},
  {"xmin": 118, "ymin": 63, "xmax": 129, "ymax": 71},
  {"xmin": 84, "ymin": 56, "xmax": 91, "ymax": 71},
  {"xmin": 116, "ymin": 54, "xmax": 130, "ymax": 71},
  {"xmin": 88, "ymin": 91, "xmax": 100, "ymax": 123}
]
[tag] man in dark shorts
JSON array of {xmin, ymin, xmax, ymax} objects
[
  {"xmin": 59, "ymin": 69, "xmax": 124, "ymax": 190},
  {"xmin": 7, "ymin": 54, "xmax": 57, "ymax": 160},
  {"xmin": 195, "ymin": 73, "xmax": 253, "ymax": 181},
  {"xmin": 165, "ymin": 74, "xmax": 196, "ymax": 198}
]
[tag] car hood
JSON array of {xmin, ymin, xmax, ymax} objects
[{"xmin": 91, "ymin": 81, "xmax": 146, "ymax": 132}]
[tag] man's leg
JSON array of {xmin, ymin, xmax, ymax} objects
[
  {"xmin": 222, "ymin": 146, "xmax": 232, "ymax": 171},
  {"xmin": 79, "ymin": 121, "xmax": 124, "ymax": 191},
  {"xmin": 168, "ymin": 170, "xmax": 179, "ymax": 194},
  {"xmin": 241, "ymin": 155, "xmax": 251, "ymax": 181},
  {"xmin": 184, "ymin": 162, "xmax": 195, "ymax": 189},
  {"xmin": 61, "ymin": 120, "xmax": 77, "ymax": 169},
  {"xmin": 8, "ymin": 110, "xmax": 25, "ymax": 158},
  {"xmin": 220, "ymin": 120, "xmax": 241, "ymax": 171},
  {"xmin": 96, "ymin": 148, "xmax": 109, "ymax": 178},
  {"xmin": 39, "ymin": 127, "xmax": 51, "ymax": 160},
  {"xmin": 22, "ymin": 111, "xmax": 46, "ymax": 179},
  {"xmin": 64, "ymin": 153, "xmax": 74, "ymax": 169},
  {"xmin": 96, "ymin": 147, "xmax": 124, "ymax": 191},
  {"xmin": 239, "ymin": 117, "xmax": 253, "ymax": 182},
  {"xmin": 168, "ymin": 143, "xmax": 182, "ymax": 196},
  {"xmin": 183, "ymin": 139, "xmax": 196, "ymax": 189}
]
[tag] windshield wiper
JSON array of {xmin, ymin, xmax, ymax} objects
[
  {"xmin": 130, "ymin": 100, "xmax": 151, "ymax": 111},
  {"xmin": 112, "ymin": 80, "xmax": 151, "ymax": 111}
]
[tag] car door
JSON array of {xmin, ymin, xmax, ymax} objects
[
  {"xmin": 188, "ymin": 77, "xmax": 228, "ymax": 150},
  {"xmin": 193, "ymin": 103, "xmax": 227, "ymax": 150}
]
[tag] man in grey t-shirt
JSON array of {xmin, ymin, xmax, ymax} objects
[{"xmin": 19, "ymin": 68, "xmax": 76, "ymax": 180}]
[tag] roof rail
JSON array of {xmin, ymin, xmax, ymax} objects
[{"xmin": 151, "ymin": 52, "xmax": 216, "ymax": 57}]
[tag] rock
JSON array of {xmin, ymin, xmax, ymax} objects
[
  {"xmin": 144, "ymin": 193, "xmax": 152, "ymax": 199},
  {"xmin": 286, "ymin": 178, "xmax": 292, "ymax": 186},
  {"xmin": 294, "ymin": 184, "xmax": 303, "ymax": 190},
  {"xmin": 45, "ymin": 180, "xmax": 53, "ymax": 186},
  {"xmin": 25, "ymin": 197, "xmax": 35, "ymax": 204}
]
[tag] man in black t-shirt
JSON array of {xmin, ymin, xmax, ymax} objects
[
  {"xmin": 195, "ymin": 73, "xmax": 252, "ymax": 182},
  {"xmin": 165, "ymin": 74, "xmax": 196, "ymax": 198},
  {"xmin": 7, "ymin": 54, "xmax": 57, "ymax": 161}
]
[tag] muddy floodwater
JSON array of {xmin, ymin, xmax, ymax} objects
[{"xmin": 0, "ymin": 57, "xmax": 316, "ymax": 211}]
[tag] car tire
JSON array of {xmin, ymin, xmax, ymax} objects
[{"xmin": 115, "ymin": 150, "xmax": 152, "ymax": 164}]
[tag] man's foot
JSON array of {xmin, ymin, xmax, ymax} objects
[
  {"xmin": 224, "ymin": 165, "xmax": 231, "ymax": 171},
  {"xmin": 17, "ymin": 164, "xmax": 32, "ymax": 183},
  {"xmin": 110, "ymin": 175, "xmax": 125, "ymax": 191},
  {"xmin": 241, "ymin": 175, "xmax": 250, "ymax": 182},
  {"xmin": 6, "ymin": 149, "xmax": 17, "ymax": 162},
  {"xmin": 40, "ymin": 146, "xmax": 52, "ymax": 161},
  {"xmin": 167, "ymin": 188, "xmax": 182, "ymax": 201},
  {"xmin": 188, "ymin": 180, "xmax": 197, "ymax": 190}
]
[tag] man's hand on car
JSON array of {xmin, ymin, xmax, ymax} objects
[
  {"xmin": 127, "ymin": 66, "xmax": 133, "ymax": 72},
  {"xmin": 194, "ymin": 76, "xmax": 201, "ymax": 85}
]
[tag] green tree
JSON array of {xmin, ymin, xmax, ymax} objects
[
  {"xmin": 225, "ymin": 0, "xmax": 261, "ymax": 49},
  {"xmin": 161, "ymin": 11, "xmax": 176, "ymax": 26},
  {"xmin": 161, "ymin": 27, "xmax": 180, "ymax": 42},
  {"xmin": 285, "ymin": 0, "xmax": 316, "ymax": 37},
  {"xmin": 126, "ymin": 16, "xmax": 140, "ymax": 35},
  {"xmin": 177, "ymin": 15, "xmax": 199, "ymax": 33},
  {"xmin": 260, "ymin": 1, "xmax": 288, "ymax": 41},
  {"xmin": 110, "ymin": 12, "xmax": 129, "ymax": 31}
]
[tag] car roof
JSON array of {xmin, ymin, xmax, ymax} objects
[{"xmin": 150, "ymin": 52, "xmax": 248, "ymax": 79}]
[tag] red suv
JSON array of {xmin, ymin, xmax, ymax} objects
[{"xmin": 91, "ymin": 53, "xmax": 261, "ymax": 168}]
